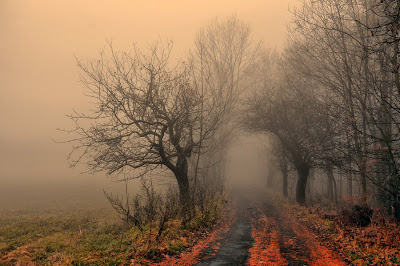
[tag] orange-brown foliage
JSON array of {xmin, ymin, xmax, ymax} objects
[
  {"xmin": 154, "ymin": 210, "xmax": 234, "ymax": 266},
  {"xmin": 248, "ymin": 215, "xmax": 287, "ymax": 265},
  {"xmin": 281, "ymin": 210, "xmax": 346, "ymax": 266}
]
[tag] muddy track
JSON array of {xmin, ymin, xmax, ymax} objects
[
  {"xmin": 194, "ymin": 187, "xmax": 345, "ymax": 266},
  {"xmin": 195, "ymin": 194, "xmax": 254, "ymax": 265},
  {"xmin": 254, "ymin": 200, "xmax": 312, "ymax": 265}
]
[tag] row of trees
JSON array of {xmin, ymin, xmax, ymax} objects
[
  {"xmin": 244, "ymin": 0, "xmax": 400, "ymax": 215},
  {"xmin": 67, "ymin": 2, "xmax": 400, "ymax": 217},
  {"xmin": 66, "ymin": 16, "xmax": 258, "ymax": 214}
]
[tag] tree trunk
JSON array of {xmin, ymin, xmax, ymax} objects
[
  {"xmin": 327, "ymin": 170, "xmax": 333, "ymax": 201},
  {"xmin": 267, "ymin": 166, "xmax": 274, "ymax": 187},
  {"xmin": 348, "ymin": 161, "xmax": 353, "ymax": 201},
  {"xmin": 333, "ymin": 176, "xmax": 337, "ymax": 204},
  {"xmin": 296, "ymin": 164, "xmax": 310, "ymax": 205},
  {"xmin": 174, "ymin": 159, "xmax": 191, "ymax": 212},
  {"xmin": 339, "ymin": 171, "xmax": 342, "ymax": 198},
  {"xmin": 348, "ymin": 175, "xmax": 352, "ymax": 197},
  {"xmin": 326, "ymin": 165, "xmax": 337, "ymax": 204},
  {"xmin": 308, "ymin": 169, "xmax": 314, "ymax": 203},
  {"xmin": 177, "ymin": 172, "xmax": 190, "ymax": 205},
  {"xmin": 282, "ymin": 167, "xmax": 288, "ymax": 198},
  {"xmin": 360, "ymin": 166, "xmax": 368, "ymax": 205}
]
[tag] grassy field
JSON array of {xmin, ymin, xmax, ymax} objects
[
  {"xmin": 0, "ymin": 199, "xmax": 225, "ymax": 265},
  {"xmin": 0, "ymin": 207, "xmax": 125, "ymax": 264}
]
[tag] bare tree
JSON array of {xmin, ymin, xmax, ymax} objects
[
  {"xmin": 190, "ymin": 16, "xmax": 260, "ymax": 194},
  {"xmin": 243, "ymin": 45, "xmax": 341, "ymax": 205},
  {"xmin": 289, "ymin": 0, "xmax": 400, "ymax": 211},
  {"xmin": 66, "ymin": 41, "xmax": 201, "ymax": 209},
  {"xmin": 289, "ymin": 0, "xmax": 371, "ymax": 203},
  {"xmin": 271, "ymin": 140, "xmax": 291, "ymax": 198},
  {"xmin": 65, "ymin": 16, "xmax": 260, "ymax": 215}
]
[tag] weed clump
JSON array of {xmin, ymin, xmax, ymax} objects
[{"xmin": 340, "ymin": 205, "xmax": 373, "ymax": 227}]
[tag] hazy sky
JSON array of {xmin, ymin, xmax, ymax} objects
[{"xmin": 0, "ymin": 0, "xmax": 296, "ymax": 207}]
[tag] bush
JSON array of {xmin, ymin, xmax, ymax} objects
[
  {"xmin": 340, "ymin": 205, "xmax": 373, "ymax": 227},
  {"xmin": 104, "ymin": 179, "xmax": 180, "ymax": 234}
]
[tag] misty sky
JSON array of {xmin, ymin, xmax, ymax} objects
[{"xmin": 0, "ymin": 0, "xmax": 296, "ymax": 208}]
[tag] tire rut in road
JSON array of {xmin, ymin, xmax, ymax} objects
[
  {"xmin": 195, "ymin": 190, "xmax": 344, "ymax": 266},
  {"xmin": 260, "ymin": 201, "xmax": 311, "ymax": 265},
  {"xmin": 195, "ymin": 196, "xmax": 254, "ymax": 266},
  {"xmin": 248, "ymin": 196, "xmax": 345, "ymax": 266}
]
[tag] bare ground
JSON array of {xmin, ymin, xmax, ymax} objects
[{"xmin": 191, "ymin": 187, "xmax": 345, "ymax": 266}]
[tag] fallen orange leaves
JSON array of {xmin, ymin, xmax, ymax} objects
[
  {"xmin": 280, "ymin": 208, "xmax": 346, "ymax": 266},
  {"xmin": 247, "ymin": 197, "xmax": 346, "ymax": 266},
  {"xmin": 248, "ymin": 215, "xmax": 287, "ymax": 265},
  {"xmin": 277, "ymin": 198, "xmax": 400, "ymax": 265},
  {"xmin": 154, "ymin": 209, "xmax": 234, "ymax": 266},
  {"xmin": 291, "ymin": 220, "xmax": 345, "ymax": 265}
]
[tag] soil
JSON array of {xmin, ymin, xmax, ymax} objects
[
  {"xmin": 195, "ymin": 194, "xmax": 254, "ymax": 266},
  {"xmin": 193, "ymin": 186, "xmax": 345, "ymax": 266}
]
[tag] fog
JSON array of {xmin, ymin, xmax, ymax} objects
[
  {"xmin": 226, "ymin": 135, "xmax": 270, "ymax": 189},
  {"xmin": 0, "ymin": 1, "xmax": 295, "ymax": 210}
]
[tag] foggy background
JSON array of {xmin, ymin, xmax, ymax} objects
[{"xmin": 0, "ymin": 1, "xmax": 295, "ymax": 209}]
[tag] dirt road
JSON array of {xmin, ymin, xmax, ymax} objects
[
  {"xmin": 195, "ymin": 194, "xmax": 254, "ymax": 265},
  {"xmin": 194, "ymin": 187, "xmax": 345, "ymax": 266}
]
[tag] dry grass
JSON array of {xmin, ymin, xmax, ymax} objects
[{"xmin": 0, "ymin": 197, "xmax": 226, "ymax": 265}]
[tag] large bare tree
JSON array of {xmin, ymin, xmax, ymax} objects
[
  {"xmin": 67, "ymin": 41, "xmax": 200, "ymax": 207},
  {"xmin": 66, "ymin": 17, "xmax": 259, "ymax": 211}
]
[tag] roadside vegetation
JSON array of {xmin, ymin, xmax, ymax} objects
[
  {"xmin": 277, "ymin": 195, "xmax": 400, "ymax": 265},
  {"xmin": 0, "ymin": 189, "xmax": 226, "ymax": 265}
]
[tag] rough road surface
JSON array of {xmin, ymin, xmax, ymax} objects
[
  {"xmin": 194, "ymin": 186, "xmax": 345, "ymax": 266},
  {"xmin": 195, "ymin": 194, "xmax": 254, "ymax": 266}
]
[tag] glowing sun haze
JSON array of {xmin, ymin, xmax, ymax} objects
[{"xmin": 0, "ymin": 0, "xmax": 296, "ymax": 207}]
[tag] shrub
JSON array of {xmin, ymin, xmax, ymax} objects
[{"xmin": 340, "ymin": 205, "xmax": 373, "ymax": 227}]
